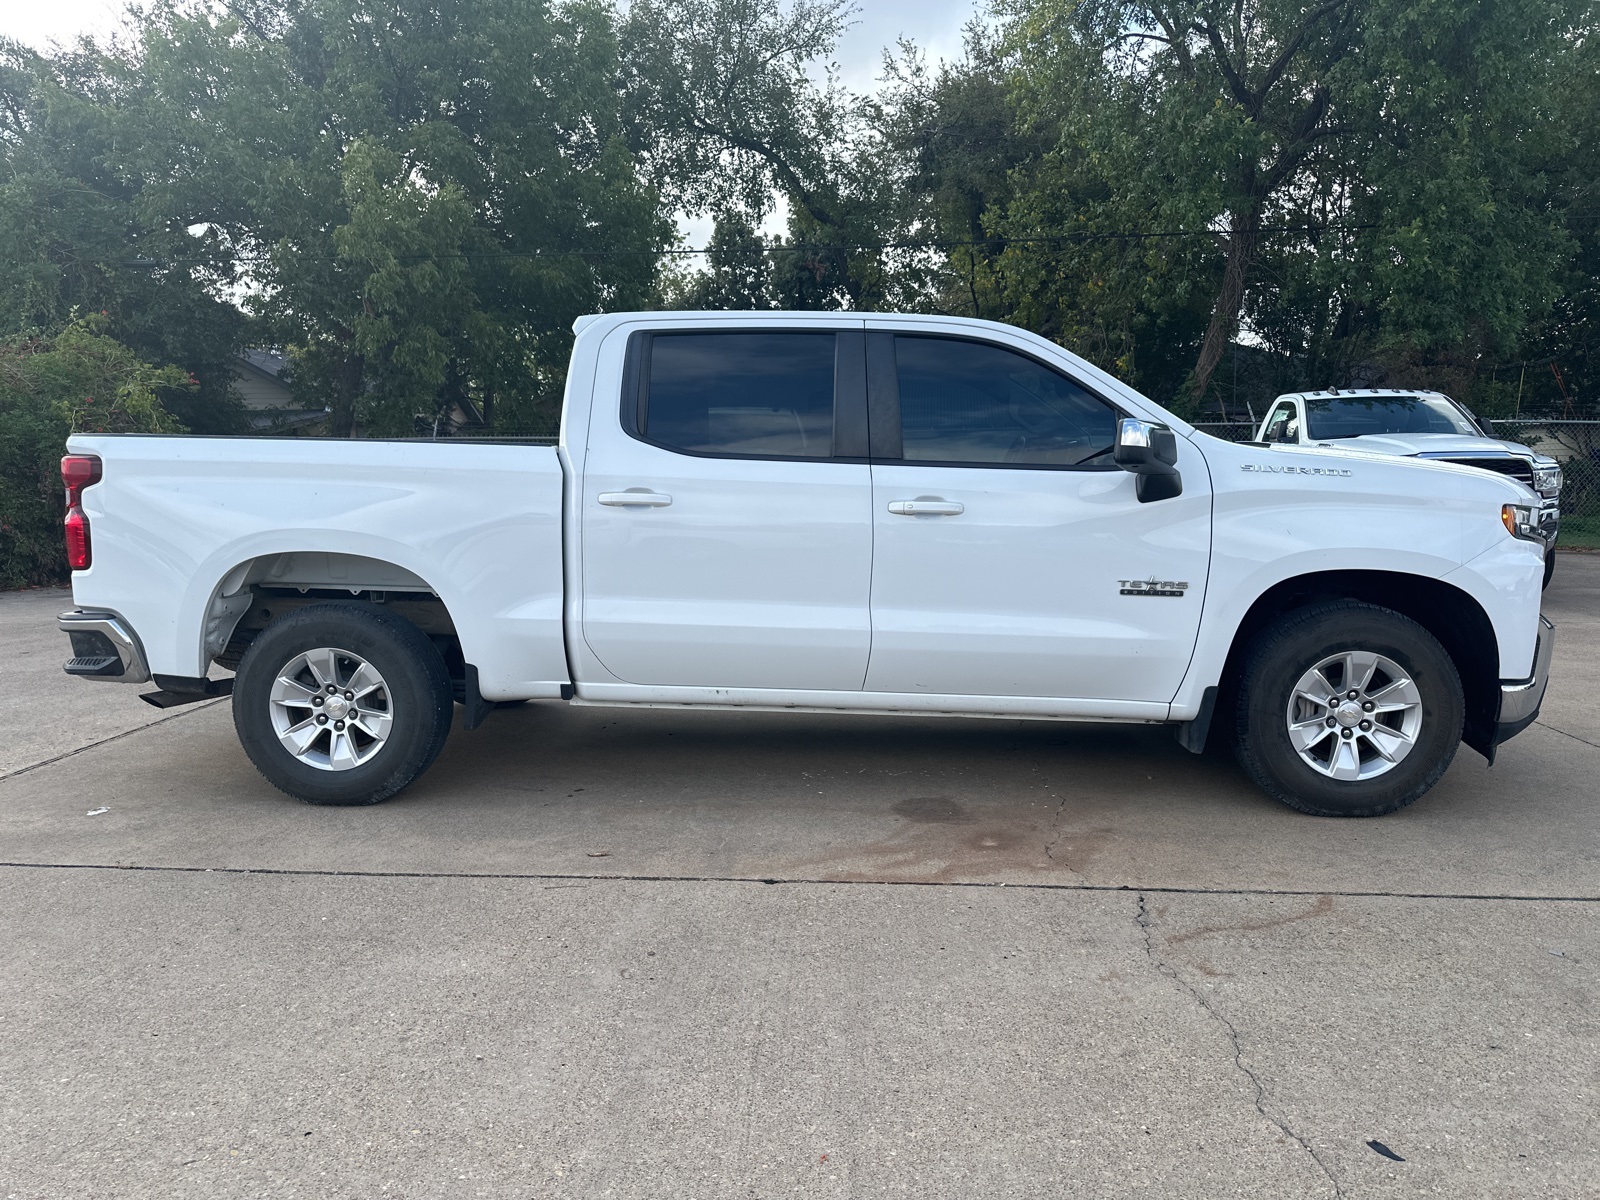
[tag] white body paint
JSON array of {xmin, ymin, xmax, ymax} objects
[{"xmin": 68, "ymin": 312, "xmax": 1545, "ymax": 726}]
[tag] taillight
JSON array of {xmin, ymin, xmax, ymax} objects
[
  {"xmin": 64, "ymin": 507, "xmax": 91, "ymax": 570},
  {"xmin": 61, "ymin": 454, "xmax": 102, "ymax": 571}
]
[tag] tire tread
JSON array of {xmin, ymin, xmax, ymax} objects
[
  {"xmin": 232, "ymin": 602, "xmax": 453, "ymax": 806},
  {"xmin": 1233, "ymin": 599, "xmax": 1463, "ymax": 818}
]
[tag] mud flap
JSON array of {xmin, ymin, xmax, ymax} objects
[
  {"xmin": 1174, "ymin": 686, "xmax": 1218, "ymax": 754},
  {"xmin": 141, "ymin": 675, "xmax": 233, "ymax": 709}
]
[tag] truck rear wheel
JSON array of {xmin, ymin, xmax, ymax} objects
[
  {"xmin": 232, "ymin": 602, "xmax": 453, "ymax": 805},
  {"xmin": 1234, "ymin": 601, "xmax": 1464, "ymax": 817}
]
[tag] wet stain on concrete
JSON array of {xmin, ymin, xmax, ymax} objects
[
  {"xmin": 1165, "ymin": 894, "xmax": 1336, "ymax": 946},
  {"xmin": 773, "ymin": 806, "xmax": 1058, "ymax": 884},
  {"xmin": 892, "ymin": 796, "xmax": 975, "ymax": 824}
]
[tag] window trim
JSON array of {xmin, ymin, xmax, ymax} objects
[
  {"xmin": 619, "ymin": 329, "xmax": 869, "ymax": 463},
  {"xmin": 868, "ymin": 331, "xmax": 1129, "ymax": 472}
]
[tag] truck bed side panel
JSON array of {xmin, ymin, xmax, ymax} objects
[{"xmin": 66, "ymin": 436, "xmax": 567, "ymax": 699}]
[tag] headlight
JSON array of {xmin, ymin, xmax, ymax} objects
[
  {"xmin": 1532, "ymin": 463, "xmax": 1563, "ymax": 496},
  {"xmin": 1502, "ymin": 503, "xmax": 1543, "ymax": 543}
]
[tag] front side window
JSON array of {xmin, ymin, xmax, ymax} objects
[
  {"xmin": 642, "ymin": 332, "xmax": 836, "ymax": 458},
  {"xmin": 893, "ymin": 336, "xmax": 1117, "ymax": 467},
  {"xmin": 1263, "ymin": 403, "xmax": 1300, "ymax": 443}
]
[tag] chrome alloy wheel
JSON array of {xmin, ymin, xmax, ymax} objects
[
  {"xmin": 1285, "ymin": 650, "xmax": 1423, "ymax": 781},
  {"xmin": 268, "ymin": 647, "xmax": 393, "ymax": 772}
]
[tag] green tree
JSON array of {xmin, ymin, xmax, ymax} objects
[
  {"xmin": 992, "ymin": 0, "xmax": 1579, "ymax": 410},
  {"xmin": 0, "ymin": 41, "xmax": 248, "ymax": 432},
  {"xmin": 0, "ymin": 316, "xmax": 190, "ymax": 588},
  {"xmin": 677, "ymin": 214, "xmax": 780, "ymax": 309},
  {"xmin": 119, "ymin": 0, "xmax": 668, "ymax": 436},
  {"xmin": 623, "ymin": 0, "xmax": 910, "ymax": 310}
]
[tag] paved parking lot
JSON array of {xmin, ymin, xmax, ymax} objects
[{"xmin": 2, "ymin": 558, "xmax": 1596, "ymax": 1197}]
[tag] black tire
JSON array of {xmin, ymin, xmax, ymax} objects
[
  {"xmin": 232, "ymin": 602, "xmax": 453, "ymax": 805},
  {"xmin": 1234, "ymin": 601, "xmax": 1464, "ymax": 818},
  {"xmin": 1543, "ymin": 547, "xmax": 1556, "ymax": 590}
]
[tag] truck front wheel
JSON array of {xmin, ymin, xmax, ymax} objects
[
  {"xmin": 232, "ymin": 602, "xmax": 453, "ymax": 805},
  {"xmin": 1234, "ymin": 601, "xmax": 1464, "ymax": 817}
]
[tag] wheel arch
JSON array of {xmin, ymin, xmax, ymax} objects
[
  {"xmin": 1213, "ymin": 570, "xmax": 1500, "ymax": 760},
  {"xmin": 197, "ymin": 549, "xmax": 463, "ymax": 677}
]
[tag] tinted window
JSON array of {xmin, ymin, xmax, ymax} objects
[
  {"xmin": 1304, "ymin": 394, "xmax": 1480, "ymax": 440},
  {"xmin": 644, "ymin": 333, "xmax": 836, "ymax": 457},
  {"xmin": 894, "ymin": 336, "xmax": 1116, "ymax": 466},
  {"xmin": 1263, "ymin": 403, "xmax": 1299, "ymax": 443}
]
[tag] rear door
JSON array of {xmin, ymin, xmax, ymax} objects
[
  {"xmin": 863, "ymin": 329, "xmax": 1212, "ymax": 703},
  {"xmin": 579, "ymin": 324, "xmax": 874, "ymax": 691}
]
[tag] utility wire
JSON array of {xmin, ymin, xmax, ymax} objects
[{"xmin": 122, "ymin": 223, "xmax": 1377, "ymax": 269}]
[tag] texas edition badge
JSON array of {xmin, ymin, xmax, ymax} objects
[{"xmin": 1119, "ymin": 578, "xmax": 1189, "ymax": 598}]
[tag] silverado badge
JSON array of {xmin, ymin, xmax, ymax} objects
[{"xmin": 1240, "ymin": 463, "xmax": 1352, "ymax": 477}]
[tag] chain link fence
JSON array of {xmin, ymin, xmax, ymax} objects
[{"xmin": 1485, "ymin": 422, "xmax": 1600, "ymax": 526}]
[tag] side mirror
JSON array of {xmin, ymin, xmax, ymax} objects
[{"xmin": 1113, "ymin": 418, "xmax": 1183, "ymax": 502}]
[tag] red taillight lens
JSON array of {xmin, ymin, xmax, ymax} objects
[
  {"xmin": 61, "ymin": 454, "xmax": 102, "ymax": 572},
  {"xmin": 61, "ymin": 454, "xmax": 102, "ymax": 505},
  {"xmin": 64, "ymin": 506, "xmax": 91, "ymax": 570}
]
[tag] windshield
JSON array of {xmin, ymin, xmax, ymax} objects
[{"xmin": 1304, "ymin": 394, "xmax": 1483, "ymax": 439}]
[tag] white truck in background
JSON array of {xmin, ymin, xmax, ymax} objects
[
  {"xmin": 1254, "ymin": 389, "xmax": 1564, "ymax": 585},
  {"xmin": 58, "ymin": 312, "xmax": 1553, "ymax": 817}
]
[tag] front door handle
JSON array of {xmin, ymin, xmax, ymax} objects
[
  {"xmin": 888, "ymin": 498, "xmax": 964, "ymax": 516},
  {"xmin": 599, "ymin": 491, "xmax": 673, "ymax": 508}
]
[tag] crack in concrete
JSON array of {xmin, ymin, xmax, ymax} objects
[
  {"xmin": 1536, "ymin": 720, "xmax": 1600, "ymax": 751},
  {"xmin": 1040, "ymin": 794, "xmax": 1088, "ymax": 883},
  {"xmin": 0, "ymin": 860, "xmax": 1595, "ymax": 902},
  {"xmin": 0, "ymin": 698, "xmax": 227, "ymax": 783},
  {"xmin": 1135, "ymin": 893, "xmax": 1344, "ymax": 1200}
]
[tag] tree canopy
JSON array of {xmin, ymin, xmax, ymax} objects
[{"xmin": 0, "ymin": 0, "xmax": 1594, "ymax": 439}]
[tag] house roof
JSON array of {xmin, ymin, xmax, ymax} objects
[{"xmin": 238, "ymin": 349, "xmax": 288, "ymax": 380}]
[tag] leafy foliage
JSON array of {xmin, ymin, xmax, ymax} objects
[
  {"xmin": 0, "ymin": 317, "xmax": 189, "ymax": 588},
  {"xmin": 957, "ymin": 0, "xmax": 1584, "ymax": 413},
  {"xmin": 117, "ymin": 0, "xmax": 671, "ymax": 436},
  {"xmin": 0, "ymin": 0, "xmax": 1596, "ymax": 471},
  {"xmin": 0, "ymin": 41, "xmax": 248, "ymax": 432}
]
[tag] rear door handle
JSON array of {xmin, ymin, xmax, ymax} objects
[
  {"xmin": 598, "ymin": 491, "xmax": 673, "ymax": 508},
  {"xmin": 888, "ymin": 499, "xmax": 964, "ymax": 516}
]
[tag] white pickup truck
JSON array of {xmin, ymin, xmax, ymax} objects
[
  {"xmin": 58, "ymin": 312, "xmax": 1554, "ymax": 817},
  {"xmin": 1254, "ymin": 389, "xmax": 1563, "ymax": 585}
]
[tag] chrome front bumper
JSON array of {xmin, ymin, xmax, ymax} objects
[
  {"xmin": 1538, "ymin": 497, "xmax": 1561, "ymax": 548},
  {"xmin": 58, "ymin": 610, "xmax": 151, "ymax": 684},
  {"xmin": 1496, "ymin": 615, "xmax": 1555, "ymax": 743}
]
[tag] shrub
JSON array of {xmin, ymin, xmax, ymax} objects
[{"xmin": 0, "ymin": 317, "xmax": 189, "ymax": 588}]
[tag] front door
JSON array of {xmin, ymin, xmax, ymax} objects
[
  {"xmin": 580, "ymin": 325, "xmax": 874, "ymax": 691},
  {"xmin": 863, "ymin": 330, "xmax": 1212, "ymax": 703}
]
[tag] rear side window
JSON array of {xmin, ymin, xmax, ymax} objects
[
  {"xmin": 893, "ymin": 335, "xmax": 1117, "ymax": 467},
  {"xmin": 641, "ymin": 332, "xmax": 836, "ymax": 458}
]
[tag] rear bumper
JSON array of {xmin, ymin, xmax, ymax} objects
[
  {"xmin": 1495, "ymin": 614, "xmax": 1555, "ymax": 744},
  {"xmin": 58, "ymin": 610, "xmax": 151, "ymax": 684}
]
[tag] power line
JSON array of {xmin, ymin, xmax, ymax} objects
[{"xmin": 122, "ymin": 223, "xmax": 1377, "ymax": 269}]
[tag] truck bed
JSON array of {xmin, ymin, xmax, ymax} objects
[{"xmin": 66, "ymin": 435, "xmax": 569, "ymax": 700}]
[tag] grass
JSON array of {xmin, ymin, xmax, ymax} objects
[{"xmin": 1560, "ymin": 515, "xmax": 1600, "ymax": 549}]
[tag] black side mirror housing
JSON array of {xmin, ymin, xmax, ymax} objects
[{"xmin": 1113, "ymin": 418, "xmax": 1183, "ymax": 502}]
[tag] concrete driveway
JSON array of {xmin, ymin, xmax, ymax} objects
[{"xmin": 2, "ymin": 559, "xmax": 1596, "ymax": 1198}]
